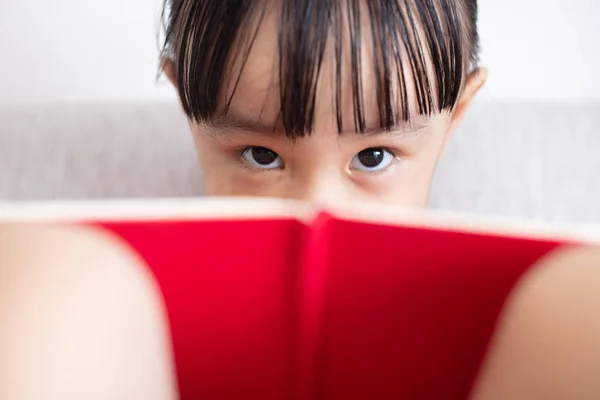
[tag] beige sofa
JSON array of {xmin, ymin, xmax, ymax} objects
[{"xmin": 1, "ymin": 101, "xmax": 599, "ymax": 223}]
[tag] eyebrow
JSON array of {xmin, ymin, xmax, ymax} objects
[
  {"xmin": 208, "ymin": 112, "xmax": 281, "ymax": 135},
  {"xmin": 206, "ymin": 111, "xmax": 431, "ymax": 138}
]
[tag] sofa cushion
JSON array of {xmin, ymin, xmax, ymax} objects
[{"xmin": 1, "ymin": 101, "xmax": 599, "ymax": 223}]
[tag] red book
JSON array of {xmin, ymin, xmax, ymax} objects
[{"xmin": 3, "ymin": 199, "xmax": 598, "ymax": 399}]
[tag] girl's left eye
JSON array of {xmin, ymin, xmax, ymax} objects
[
  {"xmin": 241, "ymin": 146, "xmax": 284, "ymax": 170},
  {"xmin": 350, "ymin": 147, "xmax": 396, "ymax": 172}
]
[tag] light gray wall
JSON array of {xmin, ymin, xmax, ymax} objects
[{"xmin": 0, "ymin": 0, "xmax": 599, "ymax": 102}]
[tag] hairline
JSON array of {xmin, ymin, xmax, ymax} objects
[{"xmin": 161, "ymin": 0, "xmax": 478, "ymax": 137}]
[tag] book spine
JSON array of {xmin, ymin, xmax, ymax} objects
[{"xmin": 292, "ymin": 211, "xmax": 334, "ymax": 400}]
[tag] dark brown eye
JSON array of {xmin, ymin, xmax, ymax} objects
[
  {"xmin": 358, "ymin": 148, "xmax": 384, "ymax": 167},
  {"xmin": 242, "ymin": 146, "xmax": 284, "ymax": 169},
  {"xmin": 350, "ymin": 147, "xmax": 395, "ymax": 172}
]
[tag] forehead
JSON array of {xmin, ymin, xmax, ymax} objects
[{"xmin": 175, "ymin": 0, "xmax": 467, "ymax": 136}]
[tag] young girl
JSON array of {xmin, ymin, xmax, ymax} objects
[
  {"xmin": 2, "ymin": 1, "xmax": 600, "ymax": 399},
  {"xmin": 159, "ymin": 0, "xmax": 487, "ymax": 206}
]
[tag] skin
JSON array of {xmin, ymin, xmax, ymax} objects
[
  {"xmin": 0, "ymin": 225, "xmax": 178, "ymax": 400},
  {"xmin": 1, "ymin": 227, "xmax": 600, "ymax": 399},
  {"xmin": 470, "ymin": 247, "xmax": 600, "ymax": 400},
  {"xmin": 5, "ymin": 5, "xmax": 599, "ymax": 400},
  {"xmin": 163, "ymin": 5, "xmax": 487, "ymax": 208}
]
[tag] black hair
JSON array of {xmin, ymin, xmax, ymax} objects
[{"xmin": 160, "ymin": 0, "xmax": 480, "ymax": 138}]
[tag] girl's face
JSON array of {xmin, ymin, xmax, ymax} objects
[{"xmin": 165, "ymin": 7, "xmax": 485, "ymax": 208}]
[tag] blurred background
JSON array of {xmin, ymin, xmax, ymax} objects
[
  {"xmin": 0, "ymin": 0, "xmax": 599, "ymax": 222},
  {"xmin": 1, "ymin": 0, "xmax": 598, "ymax": 102}
]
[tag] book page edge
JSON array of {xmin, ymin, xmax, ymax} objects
[
  {"xmin": 327, "ymin": 204, "xmax": 600, "ymax": 245},
  {"xmin": 0, "ymin": 198, "xmax": 316, "ymax": 224}
]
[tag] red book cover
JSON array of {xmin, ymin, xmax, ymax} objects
[{"xmin": 3, "ymin": 198, "xmax": 599, "ymax": 399}]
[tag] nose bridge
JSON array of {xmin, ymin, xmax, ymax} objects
[
  {"xmin": 284, "ymin": 133, "xmax": 347, "ymax": 204},
  {"xmin": 293, "ymin": 167, "xmax": 345, "ymax": 205}
]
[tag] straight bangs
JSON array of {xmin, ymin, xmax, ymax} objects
[{"xmin": 160, "ymin": 0, "xmax": 477, "ymax": 138}]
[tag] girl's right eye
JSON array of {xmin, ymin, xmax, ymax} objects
[{"xmin": 241, "ymin": 146, "xmax": 284, "ymax": 170}]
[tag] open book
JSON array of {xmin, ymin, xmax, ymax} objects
[{"xmin": 2, "ymin": 198, "xmax": 599, "ymax": 399}]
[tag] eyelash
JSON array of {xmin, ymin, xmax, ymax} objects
[
  {"xmin": 235, "ymin": 146, "xmax": 403, "ymax": 172},
  {"xmin": 379, "ymin": 147, "xmax": 398, "ymax": 158},
  {"xmin": 235, "ymin": 146, "xmax": 277, "ymax": 172},
  {"xmin": 357, "ymin": 147, "xmax": 401, "ymax": 175},
  {"xmin": 235, "ymin": 146, "xmax": 250, "ymax": 160},
  {"xmin": 235, "ymin": 146, "xmax": 252, "ymax": 164}
]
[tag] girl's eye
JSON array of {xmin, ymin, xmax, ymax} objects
[
  {"xmin": 241, "ymin": 146, "xmax": 284, "ymax": 170},
  {"xmin": 350, "ymin": 147, "xmax": 396, "ymax": 172}
]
